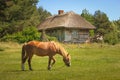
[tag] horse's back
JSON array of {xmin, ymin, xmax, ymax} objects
[{"xmin": 24, "ymin": 41, "xmax": 58, "ymax": 56}]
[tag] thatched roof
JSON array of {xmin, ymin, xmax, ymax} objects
[{"xmin": 38, "ymin": 11, "xmax": 95, "ymax": 31}]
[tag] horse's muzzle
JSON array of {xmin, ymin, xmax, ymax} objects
[{"xmin": 66, "ymin": 63, "xmax": 71, "ymax": 67}]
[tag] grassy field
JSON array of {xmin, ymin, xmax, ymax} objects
[{"xmin": 0, "ymin": 42, "xmax": 120, "ymax": 80}]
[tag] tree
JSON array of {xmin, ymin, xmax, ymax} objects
[
  {"xmin": 40, "ymin": 30, "xmax": 48, "ymax": 41},
  {"xmin": 0, "ymin": 0, "xmax": 6, "ymax": 21},
  {"xmin": 38, "ymin": 6, "xmax": 51, "ymax": 23},
  {"xmin": 104, "ymin": 22, "xmax": 119, "ymax": 45},
  {"xmin": 81, "ymin": 9, "xmax": 94, "ymax": 25},
  {"xmin": 0, "ymin": 0, "xmax": 40, "ymax": 38},
  {"xmin": 81, "ymin": 9, "xmax": 95, "ymax": 37},
  {"xmin": 113, "ymin": 18, "xmax": 120, "ymax": 42},
  {"xmin": 94, "ymin": 10, "xmax": 111, "ymax": 35}
]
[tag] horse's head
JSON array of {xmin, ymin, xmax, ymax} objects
[{"xmin": 63, "ymin": 54, "xmax": 71, "ymax": 67}]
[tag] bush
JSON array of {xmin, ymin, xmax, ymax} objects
[
  {"xmin": 1, "ymin": 26, "xmax": 58, "ymax": 43},
  {"xmin": 47, "ymin": 35, "xmax": 58, "ymax": 41},
  {"xmin": 89, "ymin": 30, "xmax": 95, "ymax": 37},
  {"xmin": 104, "ymin": 32, "xmax": 119, "ymax": 45},
  {"xmin": 1, "ymin": 27, "xmax": 40, "ymax": 43}
]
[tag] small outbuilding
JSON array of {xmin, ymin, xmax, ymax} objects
[{"xmin": 38, "ymin": 10, "xmax": 95, "ymax": 43}]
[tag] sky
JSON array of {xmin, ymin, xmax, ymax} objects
[{"xmin": 37, "ymin": 0, "xmax": 120, "ymax": 21}]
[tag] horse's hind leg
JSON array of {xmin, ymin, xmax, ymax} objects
[
  {"xmin": 28, "ymin": 54, "xmax": 33, "ymax": 71},
  {"xmin": 22, "ymin": 56, "xmax": 28, "ymax": 71}
]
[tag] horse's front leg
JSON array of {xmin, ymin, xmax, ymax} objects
[{"xmin": 48, "ymin": 56, "xmax": 52, "ymax": 70}]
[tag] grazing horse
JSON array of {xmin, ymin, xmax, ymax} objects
[{"xmin": 21, "ymin": 41, "xmax": 71, "ymax": 71}]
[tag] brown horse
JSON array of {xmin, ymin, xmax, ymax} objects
[{"xmin": 21, "ymin": 41, "xmax": 71, "ymax": 70}]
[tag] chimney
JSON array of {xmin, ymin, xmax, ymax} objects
[{"xmin": 58, "ymin": 10, "xmax": 64, "ymax": 15}]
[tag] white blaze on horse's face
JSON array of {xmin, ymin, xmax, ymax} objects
[{"xmin": 63, "ymin": 54, "xmax": 71, "ymax": 67}]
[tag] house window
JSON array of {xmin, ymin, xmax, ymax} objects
[
  {"xmin": 72, "ymin": 30, "xmax": 78, "ymax": 39},
  {"xmin": 71, "ymin": 30, "xmax": 79, "ymax": 42}
]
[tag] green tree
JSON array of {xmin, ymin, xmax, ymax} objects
[
  {"xmin": 38, "ymin": 6, "xmax": 52, "ymax": 23},
  {"xmin": 0, "ymin": 0, "xmax": 6, "ymax": 21},
  {"xmin": 81, "ymin": 9, "xmax": 94, "ymax": 25},
  {"xmin": 104, "ymin": 22, "xmax": 119, "ymax": 45},
  {"xmin": 0, "ymin": 0, "xmax": 40, "ymax": 38},
  {"xmin": 113, "ymin": 18, "xmax": 120, "ymax": 42},
  {"xmin": 94, "ymin": 10, "xmax": 111, "ymax": 35},
  {"xmin": 81, "ymin": 9, "xmax": 95, "ymax": 37}
]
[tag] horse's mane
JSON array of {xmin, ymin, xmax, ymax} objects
[{"xmin": 50, "ymin": 41, "xmax": 68, "ymax": 57}]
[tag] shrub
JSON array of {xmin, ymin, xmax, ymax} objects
[
  {"xmin": 47, "ymin": 35, "xmax": 58, "ymax": 41},
  {"xmin": 104, "ymin": 32, "xmax": 119, "ymax": 45},
  {"xmin": 1, "ymin": 26, "xmax": 58, "ymax": 43},
  {"xmin": 89, "ymin": 30, "xmax": 95, "ymax": 37},
  {"xmin": 1, "ymin": 27, "xmax": 40, "ymax": 43}
]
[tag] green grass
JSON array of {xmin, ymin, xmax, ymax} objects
[{"xmin": 0, "ymin": 42, "xmax": 120, "ymax": 80}]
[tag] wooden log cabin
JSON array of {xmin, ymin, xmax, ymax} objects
[{"xmin": 38, "ymin": 10, "xmax": 96, "ymax": 43}]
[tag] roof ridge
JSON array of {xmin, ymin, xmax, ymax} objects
[{"xmin": 38, "ymin": 11, "xmax": 96, "ymax": 31}]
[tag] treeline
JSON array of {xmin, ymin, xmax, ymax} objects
[
  {"xmin": 0, "ymin": 0, "xmax": 51, "ymax": 39},
  {"xmin": 0, "ymin": 1, "xmax": 120, "ymax": 44},
  {"xmin": 81, "ymin": 9, "xmax": 120, "ymax": 45}
]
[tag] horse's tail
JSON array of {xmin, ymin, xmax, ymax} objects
[
  {"xmin": 21, "ymin": 43, "xmax": 27, "ymax": 70},
  {"xmin": 21, "ymin": 43, "xmax": 26, "ymax": 63}
]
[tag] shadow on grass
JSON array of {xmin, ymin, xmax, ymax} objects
[{"xmin": 3, "ymin": 65, "xmax": 68, "ymax": 73}]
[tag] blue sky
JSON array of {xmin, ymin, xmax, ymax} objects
[{"xmin": 37, "ymin": 0, "xmax": 120, "ymax": 21}]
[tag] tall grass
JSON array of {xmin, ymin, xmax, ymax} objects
[{"xmin": 0, "ymin": 42, "xmax": 120, "ymax": 80}]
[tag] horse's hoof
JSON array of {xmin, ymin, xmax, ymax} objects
[
  {"xmin": 21, "ymin": 68, "xmax": 25, "ymax": 71},
  {"xmin": 48, "ymin": 67, "xmax": 51, "ymax": 70},
  {"xmin": 29, "ymin": 68, "xmax": 33, "ymax": 71}
]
